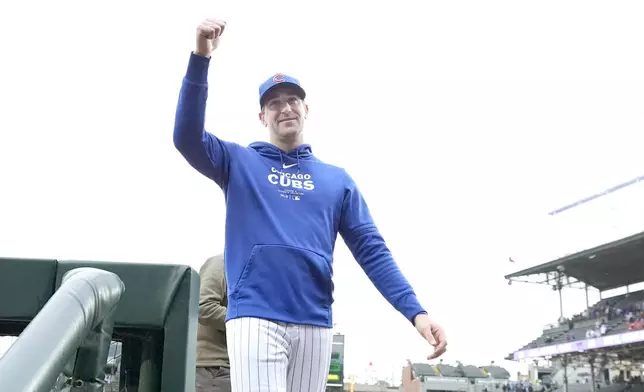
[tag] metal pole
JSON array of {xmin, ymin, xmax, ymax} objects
[
  {"xmin": 557, "ymin": 275, "xmax": 564, "ymax": 320},
  {"xmin": 589, "ymin": 356, "xmax": 596, "ymax": 392},
  {"xmin": 585, "ymin": 284, "xmax": 590, "ymax": 309},
  {"xmin": 69, "ymin": 312, "xmax": 116, "ymax": 392},
  {"xmin": 563, "ymin": 355, "xmax": 568, "ymax": 392},
  {"xmin": 0, "ymin": 268, "xmax": 124, "ymax": 392}
]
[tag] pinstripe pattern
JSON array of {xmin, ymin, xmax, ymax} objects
[{"xmin": 226, "ymin": 317, "xmax": 333, "ymax": 392}]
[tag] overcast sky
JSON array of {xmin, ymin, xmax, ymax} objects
[{"xmin": 1, "ymin": 0, "xmax": 643, "ymax": 382}]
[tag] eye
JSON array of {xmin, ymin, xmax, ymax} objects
[{"xmin": 287, "ymin": 97, "xmax": 299, "ymax": 105}]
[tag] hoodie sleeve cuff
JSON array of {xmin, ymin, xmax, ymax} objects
[
  {"xmin": 397, "ymin": 294, "xmax": 427, "ymax": 325},
  {"xmin": 185, "ymin": 52, "xmax": 211, "ymax": 85}
]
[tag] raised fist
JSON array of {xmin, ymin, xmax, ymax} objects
[{"xmin": 195, "ymin": 18, "xmax": 226, "ymax": 57}]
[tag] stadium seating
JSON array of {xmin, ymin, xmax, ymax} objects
[
  {"xmin": 512, "ymin": 290, "xmax": 644, "ymax": 353},
  {"xmin": 414, "ymin": 362, "xmax": 510, "ymax": 380},
  {"xmin": 461, "ymin": 365, "xmax": 488, "ymax": 378},
  {"xmin": 480, "ymin": 365, "xmax": 511, "ymax": 379},
  {"xmin": 436, "ymin": 363, "xmax": 465, "ymax": 377},
  {"xmin": 413, "ymin": 363, "xmax": 441, "ymax": 377}
]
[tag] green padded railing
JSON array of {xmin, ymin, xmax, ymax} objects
[
  {"xmin": 0, "ymin": 257, "xmax": 200, "ymax": 392},
  {"xmin": 0, "ymin": 267, "xmax": 124, "ymax": 391}
]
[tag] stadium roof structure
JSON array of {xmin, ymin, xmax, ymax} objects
[
  {"xmin": 506, "ymin": 340, "xmax": 644, "ymax": 363},
  {"xmin": 505, "ymin": 229, "xmax": 644, "ymax": 292}
]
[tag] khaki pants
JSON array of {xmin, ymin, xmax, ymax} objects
[{"xmin": 196, "ymin": 366, "xmax": 232, "ymax": 392}]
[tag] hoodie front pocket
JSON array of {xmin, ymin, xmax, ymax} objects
[{"xmin": 231, "ymin": 244, "xmax": 334, "ymax": 323}]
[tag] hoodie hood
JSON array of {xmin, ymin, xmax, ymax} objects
[{"xmin": 249, "ymin": 142, "xmax": 314, "ymax": 172}]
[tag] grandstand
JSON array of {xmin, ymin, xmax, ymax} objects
[
  {"xmin": 340, "ymin": 362, "xmax": 511, "ymax": 392},
  {"xmin": 402, "ymin": 362, "xmax": 511, "ymax": 392},
  {"xmin": 505, "ymin": 230, "xmax": 644, "ymax": 392}
]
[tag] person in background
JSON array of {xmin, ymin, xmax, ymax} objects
[{"xmin": 196, "ymin": 254, "xmax": 230, "ymax": 392}]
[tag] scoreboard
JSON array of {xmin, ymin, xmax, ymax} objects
[{"xmin": 326, "ymin": 334, "xmax": 344, "ymax": 389}]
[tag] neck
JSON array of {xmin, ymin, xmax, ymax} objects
[{"xmin": 269, "ymin": 134, "xmax": 304, "ymax": 152}]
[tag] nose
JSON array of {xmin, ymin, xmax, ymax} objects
[{"xmin": 280, "ymin": 102, "xmax": 292, "ymax": 113}]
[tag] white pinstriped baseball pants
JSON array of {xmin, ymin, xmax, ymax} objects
[{"xmin": 226, "ymin": 317, "xmax": 333, "ymax": 392}]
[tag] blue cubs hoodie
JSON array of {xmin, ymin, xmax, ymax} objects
[{"xmin": 173, "ymin": 53, "xmax": 426, "ymax": 328}]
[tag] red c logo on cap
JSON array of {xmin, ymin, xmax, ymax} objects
[{"xmin": 272, "ymin": 74, "xmax": 285, "ymax": 83}]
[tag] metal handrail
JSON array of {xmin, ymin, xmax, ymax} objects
[{"xmin": 0, "ymin": 268, "xmax": 125, "ymax": 392}]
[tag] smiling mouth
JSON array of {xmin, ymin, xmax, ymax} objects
[{"xmin": 278, "ymin": 118, "xmax": 297, "ymax": 123}]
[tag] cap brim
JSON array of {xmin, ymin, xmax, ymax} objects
[{"xmin": 260, "ymin": 83, "xmax": 306, "ymax": 107}]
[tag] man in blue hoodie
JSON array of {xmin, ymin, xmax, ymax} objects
[{"xmin": 174, "ymin": 17, "xmax": 447, "ymax": 392}]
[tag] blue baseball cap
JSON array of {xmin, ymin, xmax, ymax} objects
[{"xmin": 259, "ymin": 73, "xmax": 306, "ymax": 107}]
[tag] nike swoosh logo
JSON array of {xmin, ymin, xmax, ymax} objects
[{"xmin": 282, "ymin": 163, "xmax": 298, "ymax": 169}]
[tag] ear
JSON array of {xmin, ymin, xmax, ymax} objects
[
  {"xmin": 258, "ymin": 112, "xmax": 267, "ymax": 127},
  {"xmin": 304, "ymin": 103, "xmax": 309, "ymax": 119}
]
